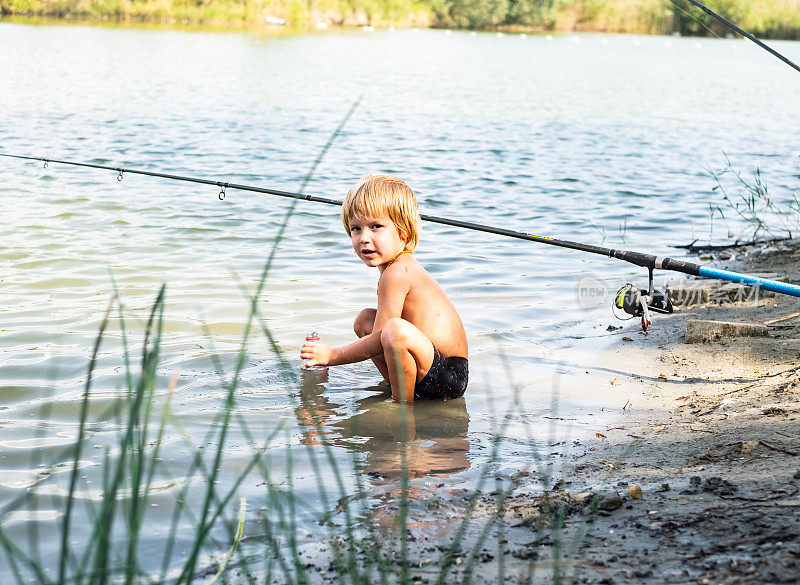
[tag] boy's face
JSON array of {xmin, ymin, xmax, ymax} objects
[{"xmin": 348, "ymin": 215, "xmax": 406, "ymax": 268}]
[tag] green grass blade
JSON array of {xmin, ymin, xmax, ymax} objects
[
  {"xmin": 58, "ymin": 294, "xmax": 115, "ymax": 585},
  {"xmin": 202, "ymin": 498, "xmax": 247, "ymax": 585}
]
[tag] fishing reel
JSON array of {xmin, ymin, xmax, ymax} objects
[{"xmin": 613, "ymin": 268, "xmax": 673, "ymax": 332}]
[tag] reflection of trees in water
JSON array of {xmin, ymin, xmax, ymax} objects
[{"xmin": 295, "ymin": 373, "xmax": 470, "ymax": 483}]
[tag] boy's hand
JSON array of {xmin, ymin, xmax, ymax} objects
[{"xmin": 301, "ymin": 339, "xmax": 333, "ymax": 367}]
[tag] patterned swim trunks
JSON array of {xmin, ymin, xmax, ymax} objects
[{"xmin": 414, "ymin": 347, "xmax": 468, "ymax": 401}]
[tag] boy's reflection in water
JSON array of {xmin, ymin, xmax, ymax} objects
[{"xmin": 296, "ymin": 372, "xmax": 471, "ymax": 483}]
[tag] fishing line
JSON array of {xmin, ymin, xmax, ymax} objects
[
  {"xmin": 668, "ymin": 0, "xmax": 800, "ymax": 74},
  {"xmin": 665, "ymin": 0, "xmax": 723, "ymax": 41}
]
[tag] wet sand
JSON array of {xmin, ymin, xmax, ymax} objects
[{"xmin": 266, "ymin": 239, "xmax": 800, "ymax": 584}]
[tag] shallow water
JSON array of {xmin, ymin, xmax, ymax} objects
[{"xmin": 1, "ymin": 21, "xmax": 799, "ymax": 578}]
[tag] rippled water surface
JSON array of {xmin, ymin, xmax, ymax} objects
[{"xmin": 1, "ymin": 21, "xmax": 799, "ymax": 578}]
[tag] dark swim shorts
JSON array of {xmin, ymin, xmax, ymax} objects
[{"xmin": 414, "ymin": 348, "xmax": 468, "ymax": 401}]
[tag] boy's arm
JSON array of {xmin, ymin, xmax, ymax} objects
[
  {"xmin": 325, "ymin": 331, "xmax": 383, "ymax": 366},
  {"xmin": 303, "ymin": 267, "xmax": 410, "ymax": 367},
  {"xmin": 330, "ymin": 267, "xmax": 410, "ymax": 365}
]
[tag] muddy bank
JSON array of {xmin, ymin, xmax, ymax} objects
[
  {"xmin": 555, "ymin": 239, "xmax": 800, "ymax": 585},
  {"xmin": 282, "ymin": 241, "xmax": 799, "ymax": 584},
  {"xmin": 478, "ymin": 239, "xmax": 800, "ymax": 584}
]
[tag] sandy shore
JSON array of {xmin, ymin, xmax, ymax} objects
[
  {"xmin": 254, "ymin": 240, "xmax": 800, "ymax": 584},
  {"xmin": 524, "ymin": 239, "xmax": 800, "ymax": 584}
]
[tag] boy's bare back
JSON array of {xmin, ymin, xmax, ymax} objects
[{"xmin": 378, "ymin": 253, "xmax": 467, "ymax": 361}]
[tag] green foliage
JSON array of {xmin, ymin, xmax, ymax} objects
[
  {"xmin": 505, "ymin": 0, "xmax": 556, "ymax": 27},
  {"xmin": 376, "ymin": 0, "xmax": 418, "ymax": 22},
  {"xmin": 446, "ymin": 0, "xmax": 507, "ymax": 28},
  {"xmin": 432, "ymin": 0, "xmax": 558, "ymax": 29},
  {"xmin": 1, "ymin": 0, "xmax": 36, "ymax": 13},
  {"xmin": 566, "ymin": 0, "xmax": 670, "ymax": 34},
  {"xmin": 1, "ymin": 0, "xmax": 799, "ymax": 37},
  {"xmin": 740, "ymin": 0, "xmax": 800, "ymax": 40},
  {"xmin": 671, "ymin": 0, "xmax": 749, "ymax": 37}
]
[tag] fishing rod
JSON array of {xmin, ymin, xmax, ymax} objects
[
  {"xmin": 677, "ymin": 0, "xmax": 800, "ymax": 75},
  {"xmin": 4, "ymin": 151, "xmax": 800, "ymax": 331}
]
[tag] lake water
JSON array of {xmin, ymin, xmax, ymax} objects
[{"xmin": 1, "ymin": 21, "xmax": 799, "ymax": 579}]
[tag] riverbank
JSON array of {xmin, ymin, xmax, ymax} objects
[
  {"xmin": 280, "ymin": 239, "xmax": 800, "ymax": 584},
  {"xmin": 2, "ymin": 0, "xmax": 799, "ymax": 39}
]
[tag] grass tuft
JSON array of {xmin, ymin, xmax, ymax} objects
[{"xmin": 707, "ymin": 154, "xmax": 800, "ymax": 245}]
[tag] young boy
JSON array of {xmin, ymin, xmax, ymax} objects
[{"xmin": 300, "ymin": 175, "xmax": 468, "ymax": 402}]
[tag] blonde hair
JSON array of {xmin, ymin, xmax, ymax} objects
[{"xmin": 341, "ymin": 175, "xmax": 421, "ymax": 252}]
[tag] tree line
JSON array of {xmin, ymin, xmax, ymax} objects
[{"xmin": 1, "ymin": 0, "xmax": 798, "ymax": 39}]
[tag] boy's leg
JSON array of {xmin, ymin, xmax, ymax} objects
[
  {"xmin": 380, "ymin": 318, "xmax": 435, "ymax": 403},
  {"xmin": 353, "ymin": 308, "xmax": 390, "ymax": 381}
]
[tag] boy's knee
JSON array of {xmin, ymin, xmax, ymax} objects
[
  {"xmin": 381, "ymin": 318, "xmax": 412, "ymax": 350},
  {"xmin": 353, "ymin": 308, "xmax": 376, "ymax": 337}
]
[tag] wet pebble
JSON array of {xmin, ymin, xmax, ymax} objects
[
  {"xmin": 597, "ymin": 492, "xmax": 623, "ymax": 511},
  {"xmin": 681, "ymin": 475, "xmax": 702, "ymax": 494},
  {"xmin": 702, "ymin": 476, "xmax": 737, "ymax": 496}
]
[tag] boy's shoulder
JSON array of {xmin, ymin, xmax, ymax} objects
[
  {"xmin": 381, "ymin": 254, "xmax": 425, "ymax": 281},
  {"xmin": 379, "ymin": 255, "xmax": 437, "ymax": 293}
]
